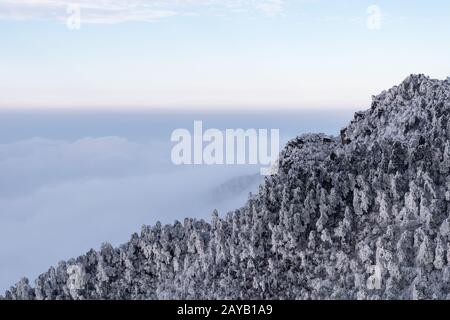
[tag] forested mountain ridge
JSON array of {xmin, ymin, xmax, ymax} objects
[{"xmin": 4, "ymin": 74, "xmax": 450, "ymax": 300}]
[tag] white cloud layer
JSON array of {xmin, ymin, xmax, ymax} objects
[
  {"xmin": 0, "ymin": 136, "xmax": 259, "ymax": 292},
  {"xmin": 0, "ymin": 0, "xmax": 286, "ymax": 24}
]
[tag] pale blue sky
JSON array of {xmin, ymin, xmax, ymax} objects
[{"xmin": 1, "ymin": 0, "xmax": 450, "ymax": 110}]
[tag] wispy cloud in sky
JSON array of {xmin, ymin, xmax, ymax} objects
[
  {"xmin": 256, "ymin": 0, "xmax": 284, "ymax": 16},
  {"xmin": 0, "ymin": 0, "xmax": 288, "ymax": 24}
]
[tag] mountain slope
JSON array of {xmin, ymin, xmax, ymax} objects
[{"xmin": 4, "ymin": 74, "xmax": 450, "ymax": 300}]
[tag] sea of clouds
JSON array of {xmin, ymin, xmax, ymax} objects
[
  {"xmin": 0, "ymin": 135, "xmax": 262, "ymax": 292},
  {"xmin": 0, "ymin": 111, "xmax": 352, "ymax": 292}
]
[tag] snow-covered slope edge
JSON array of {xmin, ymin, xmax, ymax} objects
[{"xmin": 4, "ymin": 74, "xmax": 450, "ymax": 300}]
